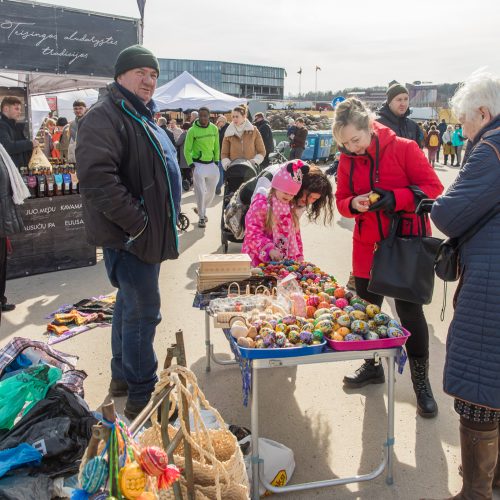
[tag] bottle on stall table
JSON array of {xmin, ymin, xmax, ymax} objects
[
  {"xmin": 20, "ymin": 166, "xmax": 29, "ymax": 192},
  {"xmin": 36, "ymin": 168, "xmax": 46, "ymax": 198},
  {"xmin": 62, "ymin": 169, "xmax": 71, "ymax": 195},
  {"xmin": 45, "ymin": 167, "xmax": 55, "ymax": 197},
  {"xmin": 54, "ymin": 167, "xmax": 63, "ymax": 196},
  {"xmin": 27, "ymin": 167, "xmax": 37, "ymax": 198},
  {"xmin": 70, "ymin": 166, "xmax": 79, "ymax": 194}
]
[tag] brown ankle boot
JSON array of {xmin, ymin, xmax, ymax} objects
[
  {"xmin": 454, "ymin": 423, "xmax": 498, "ymax": 499},
  {"xmin": 493, "ymin": 424, "xmax": 500, "ymax": 489},
  {"xmin": 421, "ymin": 423, "xmax": 498, "ymax": 500}
]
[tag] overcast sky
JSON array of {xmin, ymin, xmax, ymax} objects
[{"xmin": 44, "ymin": 0, "xmax": 500, "ymax": 94}]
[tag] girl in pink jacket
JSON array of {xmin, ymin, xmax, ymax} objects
[{"xmin": 242, "ymin": 161, "xmax": 309, "ymax": 266}]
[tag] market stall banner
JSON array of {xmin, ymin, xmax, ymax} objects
[
  {"xmin": 7, "ymin": 195, "xmax": 96, "ymax": 279},
  {"xmin": 0, "ymin": 1, "xmax": 139, "ymax": 78}
]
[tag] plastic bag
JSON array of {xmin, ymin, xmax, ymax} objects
[
  {"xmin": 0, "ymin": 443, "xmax": 42, "ymax": 478},
  {"xmin": 241, "ymin": 436, "xmax": 295, "ymax": 496},
  {"xmin": 0, "ymin": 365, "xmax": 62, "ymax": 431},
  {"xmin": 277, "ymin": 274, "xmax": 306, "ymax": 317}
]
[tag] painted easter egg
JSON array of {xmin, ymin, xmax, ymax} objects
[
  {"xmin": 299, "ymin": 330, "xmax": 313, "ymax": 344},
  {"xmin": 388, "ymin": 327, "xmax": 405, "ymax": 338},
  {"xmin": 336, "ymin": 326, "xmax": 351, "ymax": 338},
  {"xmin": 365, "ymin": 304, "xmax": 381, "ymax": 318},
  {"xmin": 334, "ymin": 298, "xmax": 349, "ymax": 309},
  {"xmin": 344, "ymin": 333, "xmax": 364, "ymax": 342},
  {"xmin": 376, "ymin": 326, "xmax": 389, "ymax": 339},
  {"xmin": 118, "ymin": 463, "xmax": 146, "ymax": 500},
  {"xmin": 364, "ymin": 331, "xmax": 380, "ymax": 341},
  {"xmin": 374, "ymin": 313, "xmax": 391, "ymax": 326},
  {"xmin": 275, "ymin": 331, "xmax": 287, "ymax": 347},
  {"xmin": 349, "ymin": 310, "xmax": 367, "ymax": 321},
  {"xmin": 351, "ymin": 320, "xmax": 369, "ymax": 335},
  {"xmin": 337, "ymin": 314, "xmax": 351, "ymax": 328}
]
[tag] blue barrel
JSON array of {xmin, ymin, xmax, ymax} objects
[
  {"xmin": 301, "ymin": 132, "xmax": 318, "ymax": 161},
  {"xmin": 315, "ymin": 131, "xmax": 334, "ymax": 162}
]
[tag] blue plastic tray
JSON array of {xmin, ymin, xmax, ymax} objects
[{"xmin": 234, "ymin": 337, "xmax": 326, "ymax": 359}]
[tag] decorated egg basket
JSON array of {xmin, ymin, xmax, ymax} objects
[{"xmin": 228, "ymin": 284, "xmax": 410, "ymax": 355}]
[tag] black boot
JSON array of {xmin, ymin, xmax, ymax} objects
[
  {"xmin": 343, "ymin": 359, "xmax": 385, "ymax": 388},
  {"xmin": 409, "ymin": 356, "xmax": 438, "ymax": 418},
  {"xmin": 444, "ymin": 155, "xmax": 448, "ymax": 165}
]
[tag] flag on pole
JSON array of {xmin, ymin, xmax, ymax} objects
[
  {"xmin": 315, "ymin": 66, "xmax": 322, "ymax": 71},
  {"xmin": 297, "ymin": 68, "xmax": 302, "ymax": 75},
  {"xmin": 137, "ymin": 0, "xmax": 146, "ymax": 20}
]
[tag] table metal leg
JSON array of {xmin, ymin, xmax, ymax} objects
[
  {"xmin": 386, "ymin": 354, "xmax": 395, "ymax": 485},
  {"xmin": 205, "ymin": 311, "xmax": 211, "ymax": 372},
  {"xmin": 251, "ymin": 365, "xmax": 260, "ymax": 500}
]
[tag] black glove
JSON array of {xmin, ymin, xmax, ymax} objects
[{"xmin": 368, "ymin": 188, "xmax": 396, "ymax": 212}]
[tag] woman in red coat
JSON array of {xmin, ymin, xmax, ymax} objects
[{"xmin": 334, "ymin": 98, "xmax": 444, "ymax": 418}]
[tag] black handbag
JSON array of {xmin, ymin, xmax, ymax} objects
[
  {"xmin": 435, "ymin": 205, "xmax": 500, "ymax": 282},
  {"xmin": 368, "ymin": 213, "xmax": 443, "ymax": 304}
]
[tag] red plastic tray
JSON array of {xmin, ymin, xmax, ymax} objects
[{"xmin": 325, "ymin": 327, "xmax": 411, "ymax": 351}]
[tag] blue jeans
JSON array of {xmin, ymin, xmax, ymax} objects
[
  {"xmin": 103, "ymin": 248, "xmax": 161, "ymax": 403},
  {"xmin": 216, "ymin": 162, "xmax": 224, "ymax": 192}
]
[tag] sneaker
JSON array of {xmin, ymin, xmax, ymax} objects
[
  {"xmin": 198, "ymin": 218, "xmax": 206, "ymax": 228},
  {"xmin": 1, "ymin": 303, "xmax": 15, "ymax": 312},
  {"xmin": 193, "ymin": 208, "xmax": 208, "ymax": 221},
  {"xmin": 109, "ymin": 379, "xmax": 128, "ymax": 397},
  {"xmin": 343, "ymin": 360, "xmax": 385, "ymax": 388},
  {"xmin": 124, "ymin": 399, "xmax": 149, "ymax": 421}
]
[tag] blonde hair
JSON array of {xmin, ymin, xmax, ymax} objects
[
  {"xmin": 332, "ymin": 98, "xmax": 375, "ymax": 143},
  {"xmin": 46, "ymin": 118, "xmax": 56, "ymax": 127},
  {"xmin": 265, "ymin": 188, "xmax": 299, "ymax": 233}
]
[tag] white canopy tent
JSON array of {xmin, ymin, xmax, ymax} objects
[
  {"xmin": 153, "ymin": 71, "xmax": 244, "ymax": 112},
  {"xmin": 0, "ymin": 71, "xmax": 108, "ymax": 137},
  {"xmin": 46, "ymin": 89, "xmax": 100, "ymax": 123}
]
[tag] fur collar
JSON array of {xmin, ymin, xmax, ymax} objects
[{"xmin": 225, "ymin": 119, "xmax": 254, "ymax": 137}]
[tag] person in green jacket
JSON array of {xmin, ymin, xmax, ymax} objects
[
  {"xmin": 451, "ymin": 123, "xmax": 465, "ymax": 167},
  {"xmin": 184, "ymin": 107, "xmax": 220, "ymax": 227}
]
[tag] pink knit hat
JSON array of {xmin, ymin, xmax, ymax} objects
[{"xmin": 271, "ymin": 160, "xmax": 310, "ymax": 196}]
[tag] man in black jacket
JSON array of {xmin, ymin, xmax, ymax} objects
[
  {"xmin": 376, "ymin": 83, "xmax": 423, "ymax": 148},
  {"xmin": 76, "ymin": 44, "xmax": 181, "ymax": 420},
  {"xmin": 254, "ymin": 112, "xmax": 274, "ymax": 167},
  {"xmin": 0, "ymin": 96, "xmax": 38, "ymax": 169}
]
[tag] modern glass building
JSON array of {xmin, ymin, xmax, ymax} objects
[{"xmin": 157, "ymin": 59, "xmax": 285, "ymax": 99}]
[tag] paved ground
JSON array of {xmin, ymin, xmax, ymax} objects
[{"xmin": 2, "ymin": 160, "xmax": 498, "ymax": 499}]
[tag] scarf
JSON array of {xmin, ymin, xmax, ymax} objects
[{"xmin": 0, "ymin": 143, "xmax": 30, "ymax": 205}]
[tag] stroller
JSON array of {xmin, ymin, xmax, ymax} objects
[
  {"xmin": 220, "ymin": 159, "xmax": 259, "ymax": 253},
  {"xmin": 268, "ymin": 141, "xmax": 289, "ymax": 165}
]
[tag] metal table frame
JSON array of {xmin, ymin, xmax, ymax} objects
[
  {"xmin": 205, "ymin": 309, "xmax": 238, "ymax": 371},
  {"xmin": 203, "ymin": 309, "xmax": 399, "ymax": 497},
  {"xmin": 250, "ymin": 348, "xmax": 398, "ymax": 498}
]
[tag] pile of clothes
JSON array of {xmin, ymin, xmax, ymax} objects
[
  {"xmin": 0, "ymin": 338, "xmax": 96, "ymax": 499},
  {"xmin": 46, "ymin": 295, "xmax": 115, "ymax": 345}
]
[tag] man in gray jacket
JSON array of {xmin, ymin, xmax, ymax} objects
[{"xmin": 76, "ymin": 45, "xmax": 181, "ymax": 420}]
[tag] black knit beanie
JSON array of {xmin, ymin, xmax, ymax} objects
[
  {"xmin": 386, "ymin": 83, "xmax": 408, "ymax": 104},
  {"xmin": 114, "ymin": 45, "xmax": 160, "ymax": 79}
]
